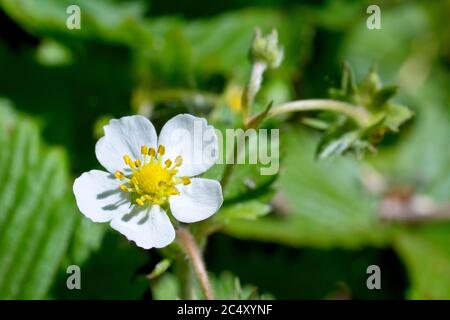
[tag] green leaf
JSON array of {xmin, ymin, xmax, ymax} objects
[
  {"xmin": 148, "ymin": 259, "xmax": 172, "ymax": 280},
  {"xmin": 358, "ymin": 66, "xmax": 381, "ymax": 105},
  {"xmin": 382, "ymin": 102, "xmax": 414, "ymax": 132},
  {"xmin": 0, "ymin": 100, "xmax": 78, "ymax": 299},
  {"xmin": 0, "ymin": 101, "xmax": 133, "ymax": 300},
  {"xmin": 0, "ymin": 1, "xmax": 313, "ymax": 86},
  {"xmin": 328, "ymin": 61, "xmax": 358, "ymax": 102},
  {"xmin": 316, "ymin": 130, "xmax": 361, "ymax": 160},
  {"xmin": 210, "ymin": 272, "xmax": 273, "ymax": 300},
  {"xmin": 0, "ymin": 0, "xmax": 151, "ymax": 48},
  {"xmin": 369, "ymin": 79, "xmax": 450, "ymax": 298},
  {"xmin": 216, "ymin": 200, "xmax": 270, "ymax": 222},
  {"xmin": 394, "ymin": 224, "xmax": 450, "ymax": 299},
  {"xmin": 371, "ymin": 86, "xmax": 398, "ymax": 109},
  {"xmin": 152, "ymin": 271, "xmax": 273, "ymax": 300},
  {"xmin": 223, "ymin": 127, "xmax": 390, "ymax": 248},
  {"xmin": 324, "ymin": 64, "xmax": 412, "ymax": 158},
  {"xmin": 341, "ymin": 61, "xmax": 358, "ymax": 98},
  {"xmin": 202, "ymin": 123, "xmax": 279, "ymax": 203}
]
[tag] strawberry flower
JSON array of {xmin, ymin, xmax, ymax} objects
[{"xmin": 73, "ymin": 114, "xmax": 223, "ymax": 249}]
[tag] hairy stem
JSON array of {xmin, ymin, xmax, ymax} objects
[
  {"xmin": 266, "ymin": 99, "xmax": 371, "ymax": 127},
  {"xmin": 243, "ymin": 61, "xmax": 267, "ymax": 118},
  {"xmin": 176, "ymin": 227, "xmax": 215, "ymax": 300},
  {"xmin": 221, "ymin": 99, "xmax": 370, "ymax": 189}
]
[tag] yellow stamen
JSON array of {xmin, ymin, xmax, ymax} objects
[
  {"xmin": 175, "ymin": 156, "xmax": 183, "ymax": 167},
  {"xmin": 157, "ymin": 145, "xmax": 165, "ymax": 156},
  {"xmin": 123, "ymin": 155, "xmax": 131, "ymax": 165},
  {"xmin": 115, "ymin": 146, "xmax": 187, "ymax": 206},
  {"xmin": 115, "ymin": 171, "xmax": 124, "ymax": 180}
]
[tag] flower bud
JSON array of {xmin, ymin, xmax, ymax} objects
[{"xmin": 249, "ymin": 28, "xmax": 284, "ymax": 69}]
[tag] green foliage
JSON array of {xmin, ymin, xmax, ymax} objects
[
  {"xmin": 318, "ymin": 65, "xmax": 413, "ymax": 159},
  {"xmin": 0, "ymin": 101, "xmax": 148, "ymax": 299},
  {"xmin": 0, "ymin": 100, "xmax": 78, "ymax": 299},
  {"xmin": 0, "ymin": 0, "xmax": 448, "ymax": 300},
  {"xmin": 152, "ymin": 271, "xmax": 272, "ymax": 300},
  {"xmin": 216, "ymin": 200, "xmax": 270, "ymax": 222},
  {"xmin": 148, "ymin": 259, "xmax": 172, "ymax": 280},
  {"xmin": 394, "ymin": 224, "xmax": 450, "ymax": 299},
  {"xmin": 223, "ymin": 127, "xmax": 390, "ymax": 248},
  {"xmin": 52, "ymin": 231, "xmax": 149, "ymax": 299}
]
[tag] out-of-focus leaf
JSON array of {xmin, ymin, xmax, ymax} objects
[
  {"xmin": 0, "ymin": 100, "xmax": 78, "ymax": 299},
  {"xmin": 151, "ymin": 271, "xmax": 179, "ymax": 300},
  {"xmin": 201, "ymin": 123, "xmax": 279, "ymax": 203},
  {"xmin": 368, "ymin": 66, "xmax": 450, "ymax": 298},
  {"xmin": 216, "ymin": 200, "xmax": 270, "ymax": 222},
  {"xmin": 394, "ymin": 224, "xmax": 450, "ymax": 299},
  {"xmin": 316, "ymin": 130, "xmax": 361, "ymax": 160},
  {"xmin": 370, "ymin": 81, "xmax": 450, "ymax": 203},
  {"xmin": 0, "ymin": 0, "xmax": 152, "ymax": 48},
  {"xmin": 52, "ymin": 231, "xmax": 148, "ymax": 299},
  {"xmin": 382, "ymin": 102, "xmax": 414, "ymax": 132},
  {"xmin": 341, "ymin": 2, "xmax": 432, "ymax": 80},
  {"xmin": 184, "ymin": 9, "xmax": 310, "ymax": 79},
  {"xmin": 63, "ymin": 219, "xmax": 107, "ymax": 267},
  {"xmin": 1, "ymin": 1, "xmax": 313, "ymax": 83},
  {"xmin": 35, "ymin": 38, "xmax": 73, "ymax": 66},
  {"xmin": 0, "ymin": 101, "xmax": 143, "ymax": 300},
  {"xmin": 371, "ymin": 86, "xmax": 398, "ymax": 109},
  {"xmin": 223, "ymin": 127, "xmax": 390, "ymax": 248},
  {"xmin": 152, "ymin": 271, "xmax": 272, "ymax": 300},
  {"xmin": 210, "ymin": 272, "xmax": 273, "ymax": 300},
  {"xmin": 148, "ymin": 259, "xmax": 172, "ymax": 280}
]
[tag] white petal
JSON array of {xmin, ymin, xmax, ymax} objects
[
  {"xmin": 73, "ymin": 170, "xmax": 131, "ymax": 223},
  {"xmin": 95, "ymin": 115, "xmax": 157, "ymax": 174},
  {"xmin": 110, "ymin": 205, "xmax": 175, "ymax": 249},
  {"xmin": 158, "ymin": 114, "xmax": 218, "ymax": 177},
  {"xmin": 169, "ymin": 178, "xmax": 223, "ymax": 223}
]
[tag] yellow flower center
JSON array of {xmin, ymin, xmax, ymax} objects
[{"xmin": 114, "ymin": 144, "xmax": 190, "ymax": 206}]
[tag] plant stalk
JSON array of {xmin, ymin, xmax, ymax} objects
[
  {"xmin": 176, "ymin": 227, "xmax": 215, "ymax": 300},
  {"xmin": 266, "ymin": 99, "xmax": 371, "ymax": 127}
]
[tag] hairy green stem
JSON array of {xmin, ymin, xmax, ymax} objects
[
  {"xmin": 243, "ymin": 61, "xmax": 267, "ymax": 118},
  {"xmin": 177, "ymin": 227, "xmax": 215, "ymax": 300},
  {"xmin": 267, "ymin": 99, "xmax": 371, "ymax": 127},
  {"xmin": 221, "ymin": 99, "xmax": 370, "ymax": 189}
]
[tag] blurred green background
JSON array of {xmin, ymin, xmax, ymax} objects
[{"xmin": 0, "ymin": 0, "xmax": 448, "ymax": 299}]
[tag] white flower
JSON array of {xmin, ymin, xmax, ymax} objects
[{"xmin": 73, "ymin": 114, "xmax": 223, "ymax": 249}]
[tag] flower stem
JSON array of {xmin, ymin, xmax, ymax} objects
[
  {"xmin": 243, "ymin": 61, "xmax": 267, "ymax": 118},
  {"xmin": 176, "ymin": 227, "xmax": 215, "ymax": 300},
  {"xmin": 266, "ymin": 99, "xmax": 371, "ymax": 127},
  {"xmin": 221, "ymin": 99, "xmax": 370, "ymax": 190}
]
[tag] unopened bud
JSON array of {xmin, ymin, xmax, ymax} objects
[{"xmin": 249, "ymin": 28, "xmax": 284, "ymax": 69}]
